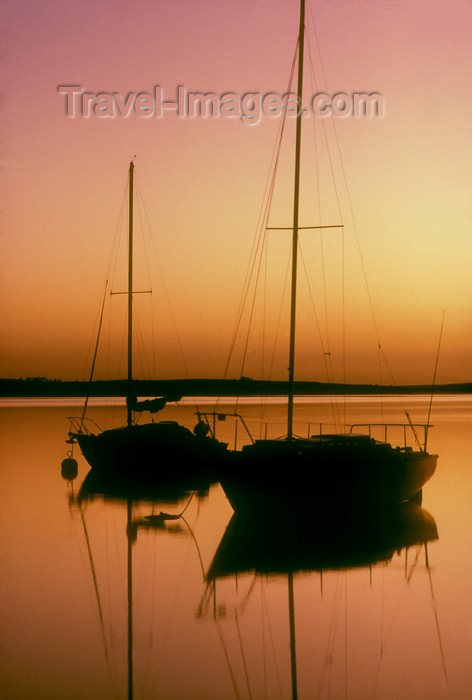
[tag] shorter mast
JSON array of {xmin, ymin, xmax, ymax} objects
[
  {"xmin": 127, "ymin": 499, "xmax": 134, "ymax": 700},
  {"xmin": 127, "ymin": 161, "xmax": 134, "ymax": 428}
]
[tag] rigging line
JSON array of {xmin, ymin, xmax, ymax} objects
[
  {"xmin": 405, "ymin": 410, "xmax": 423, "ymax": 452},
  {"xmin": 179, "ymin": 490, "xmax": 196, "ymax": 517},
  {"xmin": 262, "ymin": 231, "xmax": 268, "ymax": 382},
  {"xmin": 220, "ymin": 41, "xmax": 299, "ymax": 391},
  {"xmin": 344, "ymin": 574, "xmax": 348, "ymax": 700},
  {"xmin": 379, "ymin": 355, "xmax": 426, "ymax": 446},
  {"xmin": 260, "ymin": 579, "xmax": 268, "ymax": 700},
  {"xmin": 288, "ymin": 572, "xmax": 298, "ymax": 700},
  {"xmin": 309, "ymin": 20, "xmax": 382, "ymax": 349},
  {"xmin": 251, "ymin": 250, "xmax": 292, "ymax": 437},
  {"xmin": 371, "ymin": 562, "xmax": 398, "ymax": 700},
  {"xmin": 261, "ymin": 580, "xmax": 284, "ymax": 699},
  {"xmin": 152, "ymin": 514, "xmax": 205, "ymax": 678},
  {"xmin": 135, "ymin": 181, "xmax": 158, "ymax": 379},
  {"xmin": 223, "ymin": 142, "xmax": 280, "ymax": 390},
  {"xmin": 142, "ymin": 517, "xmax": 159, "ymax": 695},
  {"xmin": 103, "ymin": 195, "xmax": 130, "ymax": 412},
  {"xmin": 306, "ymin": 16, "xmax": 348, "ymax": 386},
  {"xmin": 77, "ymin": 503, "xmax": 119, "ymax": 699},
  {"xmin": 103, "ymin": 504, "xmax": 113, "ymax": 642},
  {"xmin": 306, "ymin": 47, "xmax": 331, "ymax": 368},
  {"xmin": 341, "ymin": 223, "xmax": 346, "ymax": 399},
  {"xmin": 108, "ymin": 178, "xmax": 130, "ymax": 298},
  {"xmin": 406, "ymin": 545, "xmax": 423, "ymax": 584},
  {"xmin": 307, "ymin": 3, "xmax": 394, "ymax": 403},
  {"xmin": 305, "ymin": 18, "xmax": 345, "ymax": 227},
  {"xmin": 316, "ymin": 572, "xmax": 343, "ymax": 700},
  {"xmin": 196, "ymin": 581, "xmax": 213, "ymax": 619},
  {"xmin": 298, "ymin": 242, "xmax": 335, "ymax": 378},
  {"xmin": 221, "ymin": 183, "xmax": 269, "ymax": 387},
  {"xmin": 378, "ymin": 346, "xmax": 384, "ymax": 425},
  {"xmin": 239, "ymin": 574, "xmax": 258, "ymax": 615},
  {"xmin": 239, "ymin": 192, "xmax": 293, "ymax": 395},
  {"xmin": 425, "ymin": 543, "xmax": 449, "ymax": 685},
  {"xmin": 235, "ymin": 180, "xmax": 281, "ymax": 386},
  {"xmin": 370, "ymin": 565, "xmax": 388, "ymax": 700},
  {"xmin": 80, "ymin": 179, "xmax": 127, "ymax": 390},
  {"xmin": 238, "ymin": 227, "xmax": 270, "ymax": 382},
  {"xmin": 425, "ymin": 310, "xmax": 445, "ymax": 452},
  {"xmin": 238, "ymin": 39, "xmax": 298, "ymax": 321},
  {"xmin": 134, "ymin": 179, "xmax": 154, "ymax": 290},
  {"xmin": 181, "ymin": 514, "xmax": 207, "ymax": 580},
  {"xmin": 133, "ymin": 171, "xmax": 196, "ymax": 399},
  {"xmin": 299, "ymin": 245, "xmax": 343, "ymax": 430},
  {"xmin": 232, "ymin": 41, "xmax": 303, "ymax": 399},
  {"xmin": 235, "ymin": 610, "xmax": 253, "ymax": 700},
  {"xmin": 373, "ymin": 547, "xmax": 424, "ymax": 692},
  {"xmin": 307, "ymin": 15, "xmax": 351, "ymax": 419},
  {"xmin": 80, "ymin": 278, "xmax": 109, "ymax": 430},
  {"xmin": 133, "ymin": 306, "xmax": 151, "ymax": 380},
  {"xmin": 254, "ymin": 240, "xmax": 276, "ymax": 436},
  {"xmin": 268, "ymin": 251, "xmax": 291, "ymax": 381},
  {"xmin": 215, "ymin": 618, "xmax": 242, "ymax": 700}
]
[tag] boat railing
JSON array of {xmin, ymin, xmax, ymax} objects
[
  {"xmin": 194, "ymin": 413, "xmax": 432, "ymax": 452},
  {"xmin": 67, "ymin": 416, "xmax": 103, "ymax": 437},
  {"xmin": 347, "ymin": 423, "xmax": 432, "ymax": 451},
  {"xmin": 196, "ymin": 411, "xmax": 255, "ymax": 450},
  {"xmin": 195, "ymin": 411, "xmax": 347, "ymax": 450}
]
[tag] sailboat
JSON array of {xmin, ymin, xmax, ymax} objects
[
  {"xmin": 68, "ymin": 161, "xmax": 227, "ymax": 480},
  {"xmin": 214, "ymin": 0, "xmax": 437, "ymax": 510}
]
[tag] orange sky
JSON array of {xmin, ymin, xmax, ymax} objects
[{"xmin": 1, "ymin": 0, "xmax": 471, "ymax": 385}]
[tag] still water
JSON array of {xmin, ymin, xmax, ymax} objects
[{"xmin": 1, "ymin": 396, "xmax": 471, "ymax": 699}]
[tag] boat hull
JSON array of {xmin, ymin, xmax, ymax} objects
[
  {"xmin": 73, "ymin": 421, "xmax": 227, "ymax": 484},
  {"xmin": 218, "ymin": 435, "xmax": 437, "ymax": 514}
]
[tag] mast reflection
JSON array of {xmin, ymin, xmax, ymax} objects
[{"xmin": 205, "ymin": 501, "xmax": 439, "ymax": 700}]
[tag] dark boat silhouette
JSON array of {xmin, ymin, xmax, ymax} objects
[
  {"xmin": 209, "ymin": 0, "xmax": 437, "ymax": 509},
  {"xmin": 219, "ymin": 429, "xmax": 437, "ymax": 514},
  {"xmin": 67, "ymin": 161, "xmax": 227, "ymax": 478}
]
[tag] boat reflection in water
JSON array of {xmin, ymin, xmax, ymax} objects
[
  {"xmin": 76, "ymin": 458, "xmax": 218, "ymax": 504},
  {"xmin": 65, "ymin": 462, "xmax": 215, "ymax": 700},
  {"xmin": 204, "ymin": 500, "xmax": 439, "ymax": 700},
  {"xmin": 207, "ymin": 500, "xmax": 438, "ymax": 577}
]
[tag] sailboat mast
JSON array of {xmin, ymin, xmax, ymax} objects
[
  {"xmin": 127, "ymin": 161, "xmax": 134, "ymax": 428},
  {"xmin": 288, "ymin": 572, "xmax": 298, "ymax": 700},
  {"xmin": 287, "ymin": 0, "xmax": 306, "ymax": 439},
  {"xmin": 127, "ymin": 499, "xmax": 134, "ymax": 700}
]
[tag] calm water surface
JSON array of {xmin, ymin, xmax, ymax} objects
[{"xmin": 1, "ymin": 396, "xmax": 471, "ymax": 699}]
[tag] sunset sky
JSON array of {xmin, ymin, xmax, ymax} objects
[{"xmin": 1, "ymin": 0, "xmax": 471, "ymax": 385}]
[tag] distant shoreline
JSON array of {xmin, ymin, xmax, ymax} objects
[{"xmin": 1, "ymin": 377, "xmax": 471, "ymax": 398}]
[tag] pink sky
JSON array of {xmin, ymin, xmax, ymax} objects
[{"xmin": 1, "ymin": 0, "xmax": 471, "ymax": 384}]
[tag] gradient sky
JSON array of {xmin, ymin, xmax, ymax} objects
[{"xmin": 1, "ymin": 0, "xmax": 471, "ymax": 384}]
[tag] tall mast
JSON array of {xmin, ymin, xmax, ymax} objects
[
  {"xmin": 287, "ymin": 0, "xmax": 305, "ymax": 439},
  {"xmin": 127, "ymin": 160, "xmax": 134, "ymax": 428}
]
